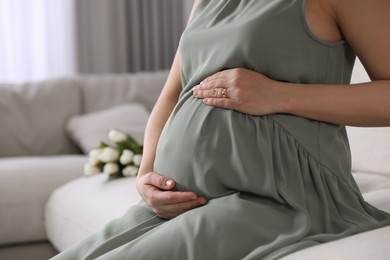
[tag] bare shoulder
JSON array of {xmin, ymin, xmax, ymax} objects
[{"xmin": 329, "ymin": 0, "xmax": 390, "ymax": 80}]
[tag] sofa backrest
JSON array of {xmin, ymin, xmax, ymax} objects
[
  {"xmin": 0, "ymin": 71, "xmax": 168, "ymax": 157},
  {"xmin": 0, "ymin": 78, "xmax": 82, "ymax": 157},
  {"xmin": 75, "ymin": 71, "xmax": 168, "ymax": 114}
]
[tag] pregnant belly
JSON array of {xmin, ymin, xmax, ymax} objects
[
  {"xmin": 154, "ymin": 95, "xmax": 351, "ymax": 201},
  {"xmin": 153, "ymin": 97, "xmax": 277, "ymax": 199}
]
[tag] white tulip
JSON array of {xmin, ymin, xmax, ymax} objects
[
  {"xmin": 108, "ymin": 129, "xmax": 128, "ymax": 143},
  {"xmin": 120, "ymin": 149, "xmax": 134, "ymax": 165},
  {"xmin": 133, "ymin": 154, "xmax": 142, "ymax": 167},
  {"xmin": 122, "ymin": 165, "xmax": 138, "ymax": 177},
  {"xmin": 88, "ymin": 148, "xmax": 102, "ymax": 165},
  {"xmin": 89, "ymin": 148, "xmax": 102, "ymax": 159},
  {"xmin": 103, "ymin": 163, "xmax": 120, "ymax": 176},
  {"xmin": 83, "ymin": 163, "xmax": 101, "ymax": 176},
  {"xmin": 89, "ymin": 156, "xmax": 100, "ymax": 166},
  {"xmin": 99, "ymin": 147, "xmax": 120, "ymax": 163}
]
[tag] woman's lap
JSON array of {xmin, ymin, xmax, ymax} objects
[{"xmin": 61, "ymin": 193, "xmax": 306, "ymax": 260}]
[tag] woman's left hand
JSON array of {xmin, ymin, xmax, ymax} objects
[{"xmin": 192, "ymin": 68, "xmax": 285, "ymax": 116}]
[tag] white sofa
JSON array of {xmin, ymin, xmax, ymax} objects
[
  {"xmin": 0, "ymin": 63, "xmax": 389, "ymax": 260},
  {"xmin": 0, "ymin": 71, "xmax": 168, "ymax": 259}
]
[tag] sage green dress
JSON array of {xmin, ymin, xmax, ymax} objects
[{"xmin": 53, "ymin": 0, "xmax": 390, "ymax": 259}]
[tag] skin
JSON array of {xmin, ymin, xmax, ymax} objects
[
  {"xmin": 135, "ymin": 50, "xmax": 208, "ymax": 220},
  {"xmin": 138, "ymin": 0, "xmax": 390, "ymax": 219},
  {"xmin": 136, "ymin": 0, "xmax": 205, "ymax": 219}
]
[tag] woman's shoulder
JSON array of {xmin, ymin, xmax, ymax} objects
[{"xmin": 329, "ymin": 0, "xmax": 390, "ymax": 80}]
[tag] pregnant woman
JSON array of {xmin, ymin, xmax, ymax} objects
[{"xmin": 53, "ymin": 0, "xmax": 390, "ymax": 259}]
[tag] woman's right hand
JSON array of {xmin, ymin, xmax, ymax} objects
[{"xmin": 136, "ymin": 172, "xmax": 207, "ymax": 219}]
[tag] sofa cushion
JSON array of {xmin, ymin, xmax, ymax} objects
[
  {"xmin": 45, "ymin": 174, "xmax": 141, "ymax": 251},
  {"xmin": 347, "ymin": 126, "xmax": 390, "ymax": 176},
  {"xmin": 0, "ymin": 79, "xmax": 81, "ymax": 157},
  {"xmin": 354, "ymin": 171, "xmax": 390, "ymax": 214},
  {"xmin": 280, "ymin": 225, "xmax": 390, "ymax": 260},
  {"xmin": 0, "ymin": 156, "xmax": 87, "ymax": 246},
  {"xmin": 66, "ymin": 104, "xmax": 149, "ymax": 153},
  {"xmin": 76, "ymin": 71, "xmax": 168, "ymax": 114},
  {"xmin": 353, "ymin": 171, "xmax": 390, "ymax": 195}
]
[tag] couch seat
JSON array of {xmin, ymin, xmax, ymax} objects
[{"xmin": 45, "ymin": 174, "xmax": 141, "ymax": 251}]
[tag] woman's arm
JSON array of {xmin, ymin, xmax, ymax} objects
[
  {"xmin": 137, "ymin": 0, "xmax": 206, "ymax": 219},
  {"xmin": 281, "ymin": 80, "xmax": 390, "ymax": 127},
  {"xmin": 193, "ymin": 0, "xmax": 390, "ymax": 127},
  {"xmin": 137, "ymin": 52, "xmax": 206, "ymax": 219},
  {"xmin": 137, "ymin": 51, "xmax": 182, "ymax": 178},
  {"xmin": 281, "ymin": 0, "xmax": 390, "ymax": 126}
]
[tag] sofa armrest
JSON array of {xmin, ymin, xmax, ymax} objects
[{"xmin": 0, "ymin": 156, "xmax": 87, "ymax": 246}]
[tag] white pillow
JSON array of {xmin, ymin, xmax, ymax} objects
[
  {"xmin": 66, "ymin": 104, "xmax": 149, "ymax": 153},
  {"xmin": 347, "ymin": 126, "xmax": 390, "ymax": 176},
  {"xmin": 0, "ymin": 79, "xmax": 81, "ymax": 157}
]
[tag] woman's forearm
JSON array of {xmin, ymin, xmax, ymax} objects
[
  {"xmin": 138, "ymin": 53, "xmax": 182, "ymax": 177},
  {"xmin": 138, "ymin": 0, "xmax": 202, "ymax": 178},
  {"xmin": 280, "ymin": 80, "xmax": 390, "ymax": 127}
]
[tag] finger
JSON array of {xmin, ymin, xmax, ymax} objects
[
  {"xmin": 143, "ymin": 172, "xmax": 175, "ymax": 191},
  {"xmin": 203, "ymin": 98, "xmax": 237, "ymax": 110},
  {"xmin": 144, "ymin": 184, "xmax": 202, "ymax": 206},
  {"xmin": 154, "ymin": 197, "xmax": 208, "ymax": 219},
  {"xmin": 193, "ymin": 87, "xmax": 227, "ymax": 99},
  {"xmin": 193, "ymin": 76, "xmax": 223, "ymax": 91},
  {"xmin": 147, "ymin": 190, "xmax": 207, "ymax": 218},
  {"xmin": 197, "ymin": 69, "xmax": 236, "ymax": 90},
  {"xmin": 144, "ymin": 187, "xmax": 194, "ymax": 209},
  {"xmin": 157, "ymin": 190, "xmax": 204, "ymax": 204}
]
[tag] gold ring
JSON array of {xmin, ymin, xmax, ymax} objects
[{"xmin": 221, "ymin": 88, "xmax": 227, "ymax": 98}]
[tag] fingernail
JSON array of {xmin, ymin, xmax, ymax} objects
[
  {"xmin": 203, "ymin": 99, "xmax": 208, "ymax": 104},
  {"xmin": 193, "ymin": 90, "xmax": 198, "ymax": 96},
  {"xmin": 165, "ymin": 180, "xmax": 173, "ymax": 187},
  {"xmin": 193, "ymin": 85, "xmax": 199, "ymax": 90}
]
